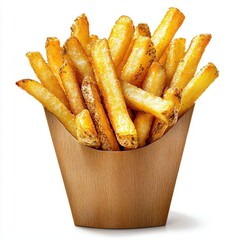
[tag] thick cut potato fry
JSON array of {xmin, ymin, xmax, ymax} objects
[
  {"xmin": 121, "ymin": 36, "xmax": 156, "ymax": 87},
  {"xmin": 170, "ymin": 34, "xmax": 212, "ymax": 90},
  {"xmin": 149, "ymin": 87, "xmax": 181, "ymax": 143},
  {"xmin": 16, "ymin": 79, "xmax": 76, "ymax": 139},
  {"xmin": 63, "ymin": 36, "xmax": 94, "ymax": 83},
  {"xmin": 81, "ymin": 76, "xmax": 119, "ymax": 151},
  {"xmin": 165, "ymin": 38, "xmax": 186, "ymax": 86},
  {"xmin": 60, "ymin": 60, "xmax": 86, "ymax": 115},
  {"xmin": 152, "ymin": 7, "xmax": 185, "ymax": 61},
  {"xmin": 71, "ymin": 14, "xmax": 90, "ymax": 52},
  {"xmin": 134, "ymin": 63, "xmax": 166, "ymax": 147},
  {"xmin": 76, "ymin": 109, "xmax": 101, "ymax": 148},
  {"xmin": 45, "ymin": 37, "xmax": 64, "ymax": 90},
  {"xmin": 108, "ymin": 15, "xmax": 134, "ymax": 68},
  {"xmin": 91, "ymin": 39, "xmax": 138, "ymax": 148},
  {"xmin": 26, "ymin": 52, "xmax": 69, "ymax": 108},
  {"xmin": 122, "ymin": 81, "xmax": 174, "ymax": 124},
  {"xmin": 85, "ymin": 34, "xmax": 99, "ymax": 57},
  {"xmin": 116, "ymin": 23, "xmax": 151, "ymax": 77},
  {"xmin": 179, "ymin": 62, "xmax": 219, "ymax": 116}
]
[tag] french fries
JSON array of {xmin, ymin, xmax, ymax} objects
[
  {"xmin": 116, "ymin": 23, "xmax": 151, "ymax": 77},
  {"xmin": 165, "ymin": 38, "xmax": 186, "ymax": 86},
  {"xmin": 76, "ymin": 109, "xmax": 101, "ymax": 148},
  {"xmin": 152, "ymin": 7, "xmax": 185, "ymax": 61},
  {"xmin": 134, "ymin": 62, "xmax": 166, "ymax": 147},
  {"xmin": 170, "ymin": 34, "xmax": 212, "ymax": 90},
  {"xmin": 63, "ymin": 36, "xmax": 94, "ymax": 82},
  {"xmin": 122, "ymin": 81, "xmax": 175, "ymax": 124},
  {"xmin": 60, "ymin": 60, "xmax": 86, "ymax": 115},
  {"xmin": 81, "ymin": 76, "xmax": 119, "ymax": 151},
  {"xmin": 17, "ymin": 9, "xmax": 219, "ymax": 150},
  {"xmin": 71, "ymin": 14, "xmax": 90, "ymax": 54},
  {"xmin": 149, "ymin": 87, "xmax": 181, "ymax": 143},
  {"xmin": 91, "ymin": 39, "xmax": 138, "ymax": 148},
  {"xmin": 120, "ymin": 36, "xmax": 156, "ymax": 87},
  {"xmin": 16, "ymin": 79, "xmax": 77, "ymax": 139},
  {"xmin": 108, "ymin": 15, "xmax": 134, "ymax": 68},
  {"xmin": 26, "ymin": 52, "xmax": 70, "ymax": 109},
  {"xmin": 45, "ymin": 37, "xmax": 64, "ymax": 90},
  {"xmin": 179, "ymin": 62, "xmax": 219, "ymax": 116}
]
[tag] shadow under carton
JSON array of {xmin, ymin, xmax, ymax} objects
[{"xmin": 45, "ymin": 106, "xmax": 194, "ymax": 229}]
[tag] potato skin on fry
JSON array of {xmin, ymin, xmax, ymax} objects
[
  {"xmin": 16, "ymin": 79, "xmax": 77, "ymax": 139},
  {"xmin": 91, "ymin": 39, "xmax": 138, "ymax": 149},
  {"xmin": 60, "ymin": 60, "xmax": 86, "ymax": 115},
  {"xmin": 121, "ymin": 36, "xmax": 156, "ymax": 87},
  {"xmin": 81, "ymin": 76, "xmax": 119, "ymax": 151},
  {"xmin": 26, "ymin": 51, "xmax": 70, "ymax": 109},
  {"xmin": 76, "ymin": 109, "xmax": 101, "ymax": 148},
  {"xmin": 179, "ymin": 62, "xmax": 219, "ymax": 116},
  {"xmin": 152, "ymin": 7, "xmax": 185, "ymax": 61},
  {"xmin": 108, "ymin": 15, "xmax": 134, "ymax": 68}
]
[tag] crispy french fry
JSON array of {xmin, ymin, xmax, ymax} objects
[
  {"xmin": 121, "ymin": 80, "xmax": 174, "ymax": 124},
  {"xmin": 60, "ymin": 60, "xmax": 86, "ymax": 115},
  {"xmin": 85, "ymin": 34, "xmax": 99, "ymax": 57},
  {"xmin": 120, "ymin": 36, "xmax": 156, "ymax": 87},
  {"xmin": 26, "ymin": 52, "xmax": 70, "ymax": 108},
  {"xmin": 108, "ymin": 15, "xmax": 134, "ymax": 68},
  {"xmin": 91, "ymin": 39, "xmax": 138, "ymax": 148},
  {"xmin": 179, "ymin": 62, "xmax": 219, "ymax": 116},
  {"xmin": 16, "ymin": 79, "xmax": 76, "ymax": 139},
  {"xmin": 170, "ymin": 34, "xmax": 212, "ymax": 90},
  {"xmin": 134, "ymin": 62, "xmax": 166, "ymax": 147},
  {"xmin": 116, "ymin": 23, "xmax": 151, "ymax": 77},
  {"xmin": 165, "ymin": 38, "xmax": 186, "ymax": 86},
  {"xmin": 63, "ymin": 36, "xmax": 94, "ymax": 83},
  {"xmin": 45, "ymin": 37, "xmax": 64, "ymax": 90},
  {"xmin": 149, "ymin": 87, "xmax": 181, "ymax": 143},
  {"xmin": 152, "ymin": 7, "xmax": 185, "ymax": 61},
  {"xmin": 81, "ymin": 76, "xmax": 119, "ymax": 151},
  {"xmin": 76, "ymin": 109, "xmax": 101, "ymax": 148},
  {"xmin": 71, "ymin": 14, "xmax": 90, "ymax": 52}
]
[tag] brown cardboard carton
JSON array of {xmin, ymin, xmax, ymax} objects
[{"xmin": 45, "ymin": 106, "xmax": 194, "ymax": 228}]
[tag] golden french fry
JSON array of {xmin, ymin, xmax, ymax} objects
[
  {"xmin": 152, "ymin": 7, "xmax": 185, "ymax": 61},
  {"xmin": 81, "ymin": 76, "xmax": 119, "ymax": 151},
  {"xmin": 108, "ymin": 15, "xmax": 134, "ymax": 68},
  {"xmin": 63, "ymin": 36, "xmax": 94, "ymax": 83},
  {"xmin": 85, "ymin": 34, "xmax": 99, "ymax": 57},
  {"xmin": 149, "ymin": 87, "xmax": 181, "ymax": 143},
  {"xmin": 170, "ymin": 34, "xmax": 212, "ymax": 90},
  {"xmin": 16, "ymin": 79, "xmax": 76, "ymax": 139},
  {"xmin": 71, "ymin": 14, "xmax": 90, "ymax": 52},
  {"xmin": 26, "ymin": 51, "xmax": 69, "ymax": 108},
  {"xmin": 121, "ymin": 80, "xmax": 174, "ymax": 124},
  {"xmin": 165, "ymin": 38, "xmax": 186, "ymax": 86},
  {"xmin": 76, "ymin": 109, "xmax": 101, "ymax": 148},
  {"xmin": 60, "ymin": 60, "xmax": 86, "ymax": 115},
  {"xmin": 120, "ymin": 36, "xmax": 156, "ymax": 87},
  {"xmin": 45, "ymin": 37, "xmax": 64, "ymax": 90},
  {"xmin": 134, "ymin": 62, "xmax": 166, "ymax": 147},
  {"xmin": 179, "ymin": 62, "xmax": 219, "ymax": 116},
  {"xmin": 91, "ymin": 39, "xmax": 138, "ymax": 148},
  {"xmin": 116, "ymin": 23, "xmax": 151, "ymax": 77}
]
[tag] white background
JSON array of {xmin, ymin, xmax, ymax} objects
[{"xmin": 0, "ymin": 0, "xmax": 240, "ymax": 239}]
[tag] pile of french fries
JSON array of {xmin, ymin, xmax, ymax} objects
[{"xmin": 16, "ymin": 7, "xmax": 219, "ymax": 151}]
